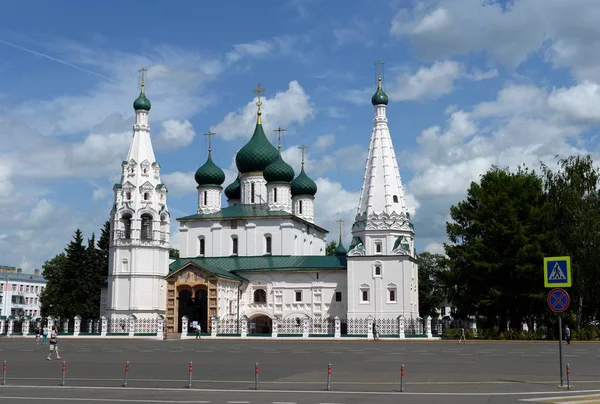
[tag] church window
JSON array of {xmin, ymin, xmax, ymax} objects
[
  {"xmin": 393, "ymin": 195, "xmax": 398, "ymax": 203},
  {"xmin": 232, "ymin": 237, "xmax": 238, "ymax": 255},
  {"xmin": 295, "ymin": 290, "xmax": 302, "ymax": 302},
  {"xmin": 254, "ymin": 289, "xmax": 266, "ymax": 303},
  {"xmin": 144, "ymin": 192, "xmax": 150, "ymax": 201},
  {"xmin": 299, "ymin": 200, "xmax": 303, "ymax": 214},
  {"xmin": 387, "ymin": 283, "xmax": 398, "ymax": 303},
  {"xmin": 203, "ymin": 191, "xmax": 207, "ymax": 206},
  {"xmin": 140, "ymin": 214, "xmax": 153, "ymax": 240},
  {"xmin": 362, "ymin": 290, "xmax": 369, "ymax": 302},
  {"xmin": 126, "ymin": 191, "xmax": 131, "ymax": 200},
  {"xmin": 199, "ymin": 238, "xmax": 205, "ymax": 256},
  {"xmin": 375, "ymin": 242, "xmax": 382, "ymax": 253},
  {"xmin": 273, "ymin": 188, "xmax": 278, "ymax": 203},
  {"xmin": 375, "ymin": 266, "xmax": 381, "ymax": 276},
  {"xmin": 251, "ymin": 183, "xmax": 255, "ymax": 203},
  {"xmin": 122, "ymin": 213, "xmax": 132, "ymax": 239},
  {"xmin": 360, "ymin": 284, "xmax": 370, "ymax": 303},
  {"xmin": 389, "ymin": 290, "xmax": 396, "ymax": 302},
  {"xmin": 265, "ymin": 236, "xmax": 272, "ymax": 254},
  {"xmin": 335, "ymin": 291, "xmax": 342, "ymax": 302}
]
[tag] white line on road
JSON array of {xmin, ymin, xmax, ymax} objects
[
  {"xmin": 226, "ymin": 401, "xmax": 250, "ymax": 404},
  {"xmin": 0, "ymin": 398, "xmax": 210, "ymax": 403},
  {"xmin": 272, "ymin": 402, "xmax": 297, "ymax": 404}
]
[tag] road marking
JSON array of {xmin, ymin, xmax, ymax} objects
[
  {"xmin": 226, "ymin": 402, "xmax": 249, "ymax": 404},
  {"xmin": 4, "ymin": 385, "xmax": 600, "ymax": 397},
  {"xmin": 0, "ymin": 398, "xmax": 210, "ymax": 403},
  {"xmin": 272, "ymin": 402, "xmax": 297, "ymax": 404}
]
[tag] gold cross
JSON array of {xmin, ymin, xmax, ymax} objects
[
  {"xmin": 204, "ymin": 130, "xmax": 216, "ymax": 154},
  {"xmin": 298, "ymin": 144, "xmax": 309, "ymax": 166},
  {"xmin": 274, "ymin": 127, "xmax": 286, "ymax": 149},
  {"xmin": 253, "ymin": 83, "xmax": 266, "ymax": 112},
  {"xmin": 139, "ymin": 68, "xmax": 148, "ymax": 92},
  {"xmin": 337, "ymin": 218, "xmax": 344, "ymax": 238},
  {"xmin": 374, "ymin": 61, "xmax": 384, "ymax": 78}
]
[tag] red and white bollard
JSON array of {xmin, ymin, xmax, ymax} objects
[
  {"xmin": 400, "ymin": 364, "xmax": 405, "ymax": 392},
  {"xmin": 187, "ymin": 361, "xmax": 193, "ymax": 389},
  {"xmin": 61, "ymin": 361, "xmax": 66, "ymax": 386},
  {"xmin": 566, "ymin": 363, "xmax": 571, "ymax": 390},
  {"xmin": 2, "ymin": 360, "xmax": 7, "ymax": 385},
  {"xmin": 254, "ymin": 362, "xmax": 259, "ymax": 390},
  {"xmin": 327, "ymin": 363, "xmax": 332, "ymax": 391},
  {"xmin": 123, "ymin": 361, "xmax": 130, "ymax": 387}
]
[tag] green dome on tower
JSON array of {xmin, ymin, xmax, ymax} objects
[
  {"xmin": 235, "ymin": 116, "xmax": 279, "ymax": 173},
  {"xmin": 371, "ymin": 76, "xmax": 388, "ymax": 106},
  {"xmin": 264, "ymin": 151, "xmax": 295, "ymax": 183},
  {"xmin": 334, "ymin": 239, "xmax": 347, "ymax": 256},
  {"xmin": 291, "ymin": 167, "xmax": 317, "ymax": 196},
  {"xmin": 194, "ymin": 154, "xmax": 225, "ymax": 187},
  {"xmin": 133, "ymin": 92, "xmax": 151, "ymax": 111},
  {"xmin": 224, "ymin": 175, "xmax": 241, "ymax": 200}
]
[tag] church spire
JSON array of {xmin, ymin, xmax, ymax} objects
[
  {"xmin": 127, "ymin": 68, "xmax": 156, "ymax": 164},
  {"xmin": 334, "ymin": 218, "xmax": 347, "ymax": 256},
  {"xmin": 253, "ymin": 83, "xmax": 266, "ymax": 125},
  {"xmin": 355, "ymin": 63, "xmax": 407, "ymax": 219}
]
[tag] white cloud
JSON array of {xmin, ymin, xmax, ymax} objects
[
  {"xmin": 547, "ymin": 81, "xmax": 600, "ymax": 124},
  {"xmin": 161, "ymin": 171, "xmax": 197, "ymax": 198},
  {"xmin": 158, "ymin": 120, "xmax": 197, "ymax": 148},
  {"xmin": 314, "ymin": 134, "xmax": 336, "ymax": 151},
  {"xmin": 226, "ymin": 40, "xmax": 274, "ymax": 64},
  {"xmin": 467, "ymin": 68, "xmax": 499, "ymax": 81},
  {"xmin": 388, "ymin": 61, "xmax": 464, "ymax": 101},
  {"xmin": 313, "ymin": 177, "xmax": 360, "ymax": 246},
  {"xmin": 92, "ymin": 188, "xmax": 109, "ymax": 201},
  {"xmin": 211, "ymin": 81, "xmax": 315, "ymax": 141}
]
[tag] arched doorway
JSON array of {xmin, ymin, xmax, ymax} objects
[
  {"xmin": 177, "ymin": 287, "xmax": 208, "ymax": 334},
  {"xmin": 249, "ymin": 315, "xmax": 272, "ymax": 335}
]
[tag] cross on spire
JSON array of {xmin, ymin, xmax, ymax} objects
[
  {"xmin": 375, "ymin": 61, "xmax": 384, "ymax": 78},
  {"xmin": 204, "ymin": 130, "xmax": 216, "ymax": 156},
  {"xmin": 253, "ymin": 83, "xmax": 266, "ymax": 115},
  {"xmin": 298, "ymin": 144, "xmax": 309, "ymax": 167},
  {"xmin": 139, "ymin": 68, "xmax": 148, "ymax": 93},
  {"xmin": 274, "ymin": 127, "xmax": 286, "ymax": 150},
  {"xmin": 337, "ymin": 218, "xmax": 344, "ymax": 240}
]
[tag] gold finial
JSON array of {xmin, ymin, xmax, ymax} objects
[
  {"xmin": 298, "ymin": 144, "xmax": 309, "ymax": 168},
  {"xmin": 204, "ymin": 130, "xmax": 216, "ymax": 156},
  {"xmin": 337, "ymin": 218, "xmax": 344, "ymax": 241},
  {"xmin": 374, "ymin": 61, "xmax": 384, "ymax": 88},
  {"xmin": 139, "ymin": 68, "xmax": 148, "ymax": 93},
  {"xmin": 274, "ymin": 127, "xmax": 286, "ymax": 150},
  {"xmin": 253, "ymin": 83, "xmax": 266, "ymax": 124}
]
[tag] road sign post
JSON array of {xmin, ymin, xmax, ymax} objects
[
  {"xmin": 544, "ymin": 256, "xmax": 572, "ymax": 288},
  {"xmin": 547, "ymin": 287, "xmax": 570, "ymax": 388}
]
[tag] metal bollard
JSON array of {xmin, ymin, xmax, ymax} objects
[
  {"xmin": 326, "ymin": 363, "xmax": 332, "ymax": 391},
  {"xmin": 61, "ymin": 361, "xmax": 66, "ymax": 386},
  {"xmin": 566, "ymin": 363, "xmax": 571, "ymax": 390},
  {"xmin": 123, "ymin": 361, "xmax": 130, "ymax": 387},
  {"xmin": 400, "ymin": 364, "xmax": 405, "ymax": 392},
  {"xmin": 187, "ymin": 361, "xmax": 193, "ymax": 389},
  {"xmin": 255, "ymin": 362, "xmax": 259, "ymax": 390},
  {"xmin": 2, "ymin": 361, "xmax": 6, "ymax": 386}
]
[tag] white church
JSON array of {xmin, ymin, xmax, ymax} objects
[{"xmin": 101, "ymin": 71, "xmax": 419, "ymax": 337}]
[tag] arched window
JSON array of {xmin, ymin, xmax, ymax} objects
[
  {"xmin": 360, "ymin": 284, "xmax": 370, "ymax": 303},
  {"xmin": 375, "ymin": 242, "xmax": 382, "ymax": 253},
  {"xmin": 362, "ymin": 290, "xmax": 368, "ymax": 302},
  {"xmin": 387, "ymin": 283, "xmax": 398, "ymax": 303},
  {"xmin": 199, "ymin": 238, "xmax": 205, "ymax": 256},
  {"xmin": 121, "ymin": 213, "xmax": 132, "ymax": 239},
  {"xmin": 203, "ymin": 191, "xmax": 207, "ymax": 206},
  {"xmin": 254, "ymin": 289, "xmax": 266, "ymax": 303},
  {"xmin": 126, "ymin": 191, "xmax": 131, "ymax": 200},
  {"xmin": 273, "ymin": 188, "xmax": 278, "ymax": 203},
  {"xmin": 144, "ymin": 192, "xmax": 150, "ymax": 201},
  {"xmin": 251, "ymin": 183, "xmax": 255, "ymax": 203},
  {"xmin": 265, "ymin": 236, "xmax": 272, "ymax": 254},
  {"xmin": 140, "ymin": 213, "xmax": 153, "ymax": 240},
  {"xmin": 375, "ymin": 265, "xmax": 381, "ymax": 276},
  {"xmin": 299, "ymin": 200, "xmax": 303, "ymax": 214},
  {"xmin": 389, "ymin": 289, "xmax": 396, "ymax": 302},
  {"xmin": 232, "ymin": 237, "xmax": 238, "ymax": 255},
  {"xmin": 393, "ymin": 195, "xmax": 398, "ymax": 203}
]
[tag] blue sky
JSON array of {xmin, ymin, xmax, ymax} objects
[{"xmin": 1, "ymin": 0, "xmax": 599, "ymax": 271}]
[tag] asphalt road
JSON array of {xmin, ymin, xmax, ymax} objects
[{"xmin": 0, "ymin": 338, "xmax": 597, "ymax": 403}]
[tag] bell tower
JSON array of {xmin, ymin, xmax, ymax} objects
[{"xmin": 105, "ymin": 68, "xmax": 171, "ymax": 323}]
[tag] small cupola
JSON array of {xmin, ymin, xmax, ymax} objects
[{"xmin": 371, "ymin": 75, "xmax": 389, "ymax": 106}]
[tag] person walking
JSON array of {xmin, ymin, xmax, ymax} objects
[
  {"xmin": 372, "ymin": 322, "xmax": 379, "ymax": 340},
  {"xmin": 42, "ymin": 324, "xmax": 48, "ymax": 345},
  {"xmin": 565, "ymin": 325, "xmax": 571, "ymax": 345},
  {"xmin": 35, "ymin": 326, "xmax": 41, "ymax": 345},
  {"xmin": 459, "ymin": 327, "xmax": 467, "ymax": 344},
  {"xmin": 195, "ymin": 323, "xmax": 201, "ymax": 339},
  {"xmin": 46, "ymin": 328, "xmax": 62, "ymax": 360}
]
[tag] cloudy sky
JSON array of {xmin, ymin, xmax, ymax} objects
[{"xmin": 1, "ymin": 0, "xmax": 599, "ymax": 271}]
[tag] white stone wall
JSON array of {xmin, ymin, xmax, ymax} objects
[
  {"xmin": 266, "ymin": 183, "xmax": 292, "ymax": 213},
  {"xmin": 292, "ymin": 195, "xmax": 315, "ymax": 223},
  {"xmin": 179, "ymin": 217, "xmax": 327, "ymax": 258},
  {"xmin": 346, "ymin": 256, "xmax": 419, "ymax": 320},
  {"xmin": 240, "ymin": 173, "xmax": 267, "ymax": 205},
  {"xmin": 226, "ymin": 271, "xmax": 347, "ymax": 320},
  {"xmin": 197, "ymin": 187, "xmax": 222, "ymax": 214}
]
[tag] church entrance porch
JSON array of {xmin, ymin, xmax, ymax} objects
[
  {"xmin": 177, "ymin": 287, "xmax": 208, "ymax": 334},
  {"xmin": 249, "ymin": 315, "xmax": 272, "ymax": 335}
]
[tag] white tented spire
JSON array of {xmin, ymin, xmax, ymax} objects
[{"xmin": 355, "ymin": 84, "xmax": 407, "ymax": 219}]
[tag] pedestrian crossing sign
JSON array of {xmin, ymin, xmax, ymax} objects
[{"xmin": 544, "ymin": 256, "xmax": 572, "ymax": 288}]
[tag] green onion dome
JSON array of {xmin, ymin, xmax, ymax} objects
[
  {"xmin": 235, "ymin": 119, "xmax": 278, "ymax": 173},
  {"xmin": 291, "ymin": 167, "xmax": 317, "ymax": 196},
  {"xmin": 334, "ymin": 239, "xmax": 347, "ymax": 256},
  {"xmin": 194, "ymin": 154, "xmax": 225, "ymax": 187},
  {"xmin": 264, "ymin": 151, "xmax": 295, "ymax": 183},
  {"xmin": 371, "ymin": 76, "xmax": 388, "ymax": 106},
  {"xmin": 224, "ymin": 175, "xmax": 241, "ymax": 200},
  {"xmin": 133, "ymin": 92, "xmax": 151, "ymax": 111}
]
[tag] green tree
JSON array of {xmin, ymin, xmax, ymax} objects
[
  {"xmin": 39, "ymin": 253, "xmax": 68, "ymax": 318},
  {"xmin": 169, "ymin": 248, "xmax": 180, "ymax": 259},
  {"xmin": 97, "ymin": 221, "xmax": 110, "ymax": 279},
  {"xmin": 61, "ymin": 229, "xmax": 87, "ymax": 319},
  {"xmin": 417, "ymin": 252, "xmax": 447, "ymax": 318},
  {"xmin": 541, "ymin": 155, "xmax": 600, "ymax": 329},
  {"xmin": 325, "ymin": 241, "xmax": 337, "ymax": 256},
  {"xmin": 444, "ymin": 166, "xmax": 549, "ymax": 331}
]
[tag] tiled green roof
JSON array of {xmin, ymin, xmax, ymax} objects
[
  {"xmin": 177, "ymin": 205, "xmax": 328, "ymax": 233},
  {"xmin": 169, "ymin": 255, "xmax": 347, "ymax": 280},
  {"xmin": 113, "ymin": 183, "xmax": 122, "ymax": 189}
]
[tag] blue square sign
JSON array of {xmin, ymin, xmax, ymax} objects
[{"xmin": 544, "ymin": 256, "xmax": 572, "ymax": 288}]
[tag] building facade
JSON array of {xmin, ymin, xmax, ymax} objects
[
  {"xmin": 0, "ymin": 267, "xmax": 46, "ymax": 319},
  {"xmin": 103, "ymin": 72, "xmax": 418, "ymax": 336}
]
